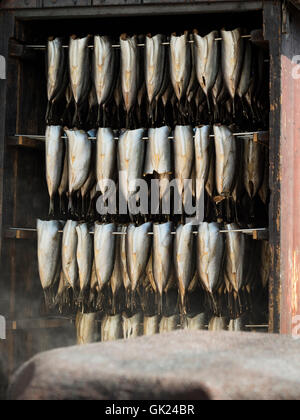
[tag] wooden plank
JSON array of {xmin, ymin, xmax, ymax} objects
[
  {"xmin": 0, "ymin": 0, "xmax": 42, "ymax": 8},
  {"xmin": 6, "ymin": 318, "xmax": 73, "ymax": 331},
  {"xmin": 13, "ymin": 2, "xmax": 263, "ymax": 19},
  {"xmin": 280, "ymin": 3, "xmax": 300, "ymax": 336},
  {"xmin": 43, "ymin": 0, "xmax": 92, "ymax": 7},
  {"xmin": 263, "ymin": 0, "xmax": 282, "ymax": 334},
  {"xmin": 7, "ymin": 136, "xmax": 44, "ymax": 151}
]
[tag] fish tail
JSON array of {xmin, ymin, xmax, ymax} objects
[
  {"xmin": 68, "ymin": 193, "xmax": 73, "ymax": 214},
  {"xmin": 49, "ymin": 197, "xmax": 55, "ymax": 217},
  {"xmin": 44, "ymin": 288, "xmax": 55, "ymax": 310},
  {"xmin": 157, "ymin": 293, "xmax": 163, "ymax": 316}
]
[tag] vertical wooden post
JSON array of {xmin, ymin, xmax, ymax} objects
[
  {"xmin": 280, "ymin": 3, "xmax": 300, "ymax": 335},
  {"xmin": 264, "ymin": 0, "xmax": 282, "ymax": 334}
]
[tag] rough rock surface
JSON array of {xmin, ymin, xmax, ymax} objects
[{"xmin": 8, "ymin": 330, "xmax": 300, "ymax": 400}]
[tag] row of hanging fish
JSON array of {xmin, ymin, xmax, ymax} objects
[
  {"xmin": 76, "ymin": 312, "xmax": 248, "ymax": 345},
  {"xmin": 46, "ymin": 29, "xmax": 268, "ymax": 130},
  {"xmin": 45, "ymin": 124, "xmax": 269, "ymax": 224},
  {"xmin": 37, "ymin": 219, "xmax": 270, "ymax": 319}
]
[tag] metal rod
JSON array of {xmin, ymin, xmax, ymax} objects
[
  {"xmin": 14, "ymin": 131, "xmax": 268, "ymax": 142},
  {"xmin": 25, "ymin": 35, "xmax": 252, "ymax": 51},
  {"xmin": 9, "ymin": 227, "xmax": 268, "ymax": 236}
]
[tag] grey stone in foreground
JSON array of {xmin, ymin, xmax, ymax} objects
[{"xmin": 8, "ymin": 330, "xmax": 300, "ymax": 400}]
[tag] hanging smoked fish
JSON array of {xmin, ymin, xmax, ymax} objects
[
  {"xmin": 174, "ymin": 223, "xmax": 195, "ymax": 316},
  {"xmin": 55, "ymin": 271, "xmax": 70, "ymax": 313},
  {"xmin": 118, "ymin": 128, "xmax": 145, "ymax": 214},
  {"xmin": 66, "ymin": 129, "xmax": 92, "ymax": 213},
  {"xmin": 126, "ymin": 223, "xmax": 152, "ymax": 309},
  {"xmin": 221, "ymin": 28, "xmax": 244, "ymax": 116},
  {"xmin": 120, "ymin": 34, "xmax": 139, "ymax": 128},
  {"xmin": 46, "ymin": 37, "xmax": 67, "ymax": 125},
  {"xmin": 153, "ymin": 222, "xmax": 173, "ymax": 314},
  {"xmin": 244, "ymin": 137, "xmax": 264, "ymax": 200},
  {"xmin": 225, "ymin": 223, "xmax": 246, "ymax": 316},
  {"xmin": 169, "ymin": 32, "xmax": 191, "ymax": 111},
  {"xmin": 145, "ymin": 34, "xmax": 166, "ymax": 122},
  {"xmin": 197, "ymin": 222, "xmax": 224, "ymax": 313},
  {"xmin": 194, "ymin": 30, "xmax": 220, "ymax": 116},
  {"xmin": 58, "ymin": 138, "xmax": 68, "ymax": 215},
  {"xmin": 37, "ymin": 219, "xmax": 61, "ymax": 308},
  {"xmin": 122, "ymin": 313, "xmax": 143, "ymax": 340},
  {"xmin": 81, "ymin": 140, "xmax": 96, "ymax": 217},
  {"xmin": 69, "ymin": 35, "xmax": 91, "ymax": 128},
  {"xmin": 119, "ymin": 226, "xmax": 131, "ymax": 309},
  {"xmin": 110, "ymin": 226, "xmax": 123, "ymax": 315},
  {"xmin": 194, "ymin": 125, "xmax": 211, "ymax": 207},
  {"xmin": 76, "ymin": 312, "xmax": 98, "ymax": 345},
  {"xmin": 45, "ymin": 125, "xmax": 64, "ymax": 216},
  {"xmin": 76, "ymin": 223, "xmax": 93, "ymax": 307},
  {"xmin": 93, "ymin": 36, "xmax": 116, "ymax": 126},
  {"xmin": 144, "ymin": 126, "xmax": 172, "ymax": 211},
  {"xmin": 101, "ymin": 314, "xmax": 123, "ymax": 342},
  {"xmin": 62, "ymin": 220, "xmax": 79, "ymax": 298},
  {"xmin": 214, "ymin": 125, "xmax": 237, "ymax": 199},
  {"xmin": 94, "ymin": 223, "xmax": 116, "ymax": 305},
  {"xmin": 96, "ymin": 127, "xmax": 117, "ymax": 197},
  {"xmin": 174, "ymin": 125, "xmax": 194, "ymax": 212}
]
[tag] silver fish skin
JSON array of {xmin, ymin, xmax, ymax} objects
[
  {"xmin": 208, "ymin": 317, "xmax": 227, "ymax": 331},
  {"xmin": 174, "ymin": 223, "xmax": 195, "ymax": 314},
  {"xmin": 144, "ymin": 126, "xmax": 171, "ymax": 175},
  {"xmin": 93, "ymin": 36, "xmax": 115, "ymax": 106},
  {"xmin": 76, "ymin": 223, "xmax": 93, "ymax": 295},
  {"xmin": 101, "ymin": 314, "xmax": 123, "ymax": 342},
  {"xmin": 214, "ymin": 125, "xmax": 237, "ymax": 196},
  {"xmin": 174, "ymin": 126, "xmax": 194, "ymax": 200},
  {"xmin": 221, "ymin": 28, "xmax": 244, "ymax": 100},
  {"xmin": 197, "ymin": 222, "xmax": 224, "ymax": 295},
  {"xmin": 225, "ymin": 223, "xmax": 246, "ymax": 294},
  {"xmin": 122, "ymin": 313, "xmax": 143, "ymax": 340},
  {"xmin": 169, "ymin": 32, "xmax": 191, "ymax": 102},
  {"xmin": 228, "ymin": 318, "xmax": 245, "ymax": 332},
  {"xmin": 193, "ymin": 30, "xmax": 220, "ymax": 97},
  {"xmin": 120, "ymin": 34, "xmax": 139, "ymax": 114},
  {"xmin": 37, "ymin": 220, "xmax": 61, "ymax": 292},
  {"xmin": 126, "ymin": 223, "xmax": 152, "ymax": 292},
  {"xmin": 76, "ymin": 312, "xmax": 98, "ymax": 345},
  {"xmin": 94, "ymin": 223, "xmax": 116, "ymax": 290},
  {"xmin": 66, "ymin": 130, "xmax": 92, "ymax": 196},
  {"xmin": 183, "ymin": 313, "xmax": 205, "ymax": 330},
  {"xmin": 153, "ymin": 222, "xmax": 173, "ymax": 300},
  {"xmin": 145, "ymin": 34, "xmax": 166, "ymax": 105},
  {"xmin": 62, "ymin": 220, "xmax": 78, "ymax": 291},
  {"xmin": 194, "ymin": 125, "xmax": 211, "ymax": 201},
  {"xmin": 118, "ymin": 129, "xmax": 145, "ymax": 202},
  {"xmin": 69, "ymin": 35, "xmax": 90, "ymax": 105},
  {"xmin": 237, "ymin": 41, "xmax": 252, "ymax": 98},
  {"xmin": 47, "ymin": 37, "xmax": 66, "ymax": 104},
  {"xmin": 96, "ymin": 128, "xmax": 117, "ymax": 196},
  {"xmin": 45, "ymin": 126, "xmax": 64, "ymax": 214},
  {"xmin": 144, "ymin": 315, "xmax": 159, "ymax": 336},
  {"xmin": 243, "ymin": 138, "xmax": 264, "ymax": 199},
  {"xmin": 159, "ymin": 315, "xmax": 179, "ymax": 333}
]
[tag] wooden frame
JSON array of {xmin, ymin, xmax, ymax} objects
[{"xmin": 0, "ymin": 0, "xmax": 297, "ymax": 376}]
